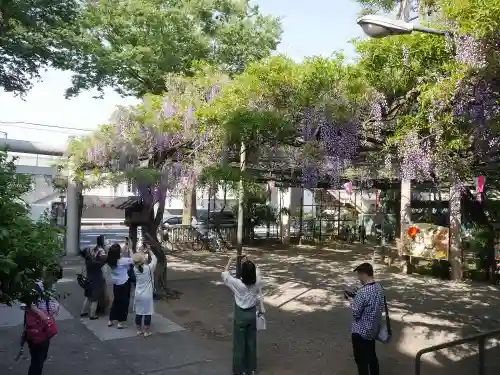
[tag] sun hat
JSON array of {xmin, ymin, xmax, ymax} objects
[{"xmin": 132, "ymin": 252, "xmax": 146, "ymax": 265}]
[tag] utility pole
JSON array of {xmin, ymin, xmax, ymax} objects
[{"xmin": 236, "ymin": 141, "xmax": 247, "ymax": 277}]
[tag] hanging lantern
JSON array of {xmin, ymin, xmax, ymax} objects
[
  {"xmin": 474, "ymin": 176, "xmax": 485, "ymax": 202},
  {"xmin": 343, "ymin": 181, "xmax": 353, "ymax": 195},
  {"xmin": 100, "ymin": 204, "xmax": 106, "ymax": 208}
]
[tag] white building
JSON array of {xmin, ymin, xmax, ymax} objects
[{"xmin": 9, "ymin": 151, "xmax": 237, "ymax": 221}]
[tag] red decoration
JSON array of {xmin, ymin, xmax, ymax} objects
[
  {"xmin": 407, "ymin": 226, "xmax": 420, "ymax": 239},
  {"xmin": 100, "ymin": 204, "xmax": 105, "ymax": 208}
]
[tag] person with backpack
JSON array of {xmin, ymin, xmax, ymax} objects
[
  {"xmin": 345, "ymin": 263, "xmax": 389, "ymax": 375},
  {"xmin": 132, "ymin": 248, "xmax": 157, "ymax": 336},
  {"xmin": 222, "ymin": 254, "xmax": 265, "ymax": 375}
]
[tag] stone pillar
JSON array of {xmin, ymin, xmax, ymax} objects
[
  {"xmin": 280, "ymin": 187, "xmax": 301, "ymax": 244},
  {"xmin": 65, "ymin": 178, "xmax": 81, "ymax": 256},
  {"xmin": 449, "ymin": 185, "xmax": 462, "ymax": 281},
  {"xmin": 399, "ymin": 179, "xmax": 411, "ymax": 254}
]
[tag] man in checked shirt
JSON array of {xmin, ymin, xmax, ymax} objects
[{"xmin": 345, "ymin": 263, "xmax": 385, "ymax": 375}]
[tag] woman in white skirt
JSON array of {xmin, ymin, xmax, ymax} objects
[{"xmin": 132, "ymin": 249, "xmax": 157, "ymax": 336}]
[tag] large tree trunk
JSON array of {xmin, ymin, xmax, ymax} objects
[
  {"xmin": 129, "ymin": 224, "xmax": 138, "ymax": 253},
  {"xmin": 182, "ymin": 183, "xmax": 197, "ymax": 224},
  {"xmin": 143, "ymin": 184, "xmax": 169, "ymax": 297}
]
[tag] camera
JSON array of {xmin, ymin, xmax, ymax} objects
[{"xmin": 344, "ymin": 289, "xmax": 356, "ymax": 300}]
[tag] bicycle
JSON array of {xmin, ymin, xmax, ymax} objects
[{"xmin": 192, "ymin": 230, "xmax": 229, "ymax": 253}]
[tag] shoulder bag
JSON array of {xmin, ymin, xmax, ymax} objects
[
  {"xmin": 376, "ymin": 294, "xmax": 392, "ymax": 344},
  {"xmin": 25, "ymin": 299, "xmax": 58, "ymax": 345}
]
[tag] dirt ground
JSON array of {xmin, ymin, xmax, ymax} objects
[{"xmin": 156, "ymin": 242, "xmax": 500, "ymax": 375}]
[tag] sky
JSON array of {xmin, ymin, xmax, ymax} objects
[{"xmin": 0, "ymin": 0, "xmax": 363, "ymax": 147}]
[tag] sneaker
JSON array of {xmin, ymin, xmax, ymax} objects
[
  {"xmin": 107, "ymin": 321, "xmax": 115, "ymax": 327},
  {"xmin": 89, "ymin": 316, "xmax": 98, "ymax": 320},
  {"xmin": 117, "ymin": 322, "xmax": 127, "ymax": 329},
  {"xmin": 80, "ymin": 313, "xmax": 88, "ymax": 318}
]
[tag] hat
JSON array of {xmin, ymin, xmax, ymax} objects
[
  {"xmin": 354, "ymin": 262, "xmax": 374, "ymax": 276},
  {"xmin": 132, "ymin": 252, "xmax": 146, "ymax": 265}
]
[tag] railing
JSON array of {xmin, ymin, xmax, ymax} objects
[
  {"xmin": 414, "ymin": 328, "xmax": 500, "ymax": 375},
  {"xmin": 81, "ymin": 218, "xmax": 125, "ymax": 226},
  {"xmin": 167, "ymin": 225, "xmax": 237, "ymax": 244}
]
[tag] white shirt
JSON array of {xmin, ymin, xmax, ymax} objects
[
  {"xmin": 110, "ymin": 257, "xmax": 133, "ymax": 285},
  {"xmin": 221, "ymin": 270, "xmax": 263, "ymax": 309},
  {"xmin": 134, "ymin": 253, "xmax": 158, "ymax": 315}
]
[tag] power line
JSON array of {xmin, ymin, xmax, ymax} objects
[
  {"xmin": 0, "ymin": 121, "xmax": 92, "ymax": 132},
  {"xmin": 0, "ymin": 123, "xmax": 86, "ymax": 135}
]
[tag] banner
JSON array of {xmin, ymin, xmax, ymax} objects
[{"xmin": 403, "ymin": 223, "xmax": 449, "ymax": 260}]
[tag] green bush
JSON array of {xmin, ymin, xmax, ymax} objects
[{"xmin": 0, "ymin": 150, "xmax": 63, "ymax": 305}]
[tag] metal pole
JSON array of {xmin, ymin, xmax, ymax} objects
[
  {"xmin": 414, "ymin": 25, "xmax": 447, "ymax": 36},
  {"xmin": 236, "ymin": 141, "xmax": 246, "ymax": 277}
]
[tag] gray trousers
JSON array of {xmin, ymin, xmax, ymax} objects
[{"xmin": 233, "ymin": 304, "xmax": 257, "ymax": 374}]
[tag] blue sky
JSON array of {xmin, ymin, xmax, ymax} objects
[{"xmin": 0, "ymin": 0, "xmax": 363, "ymax": 146}]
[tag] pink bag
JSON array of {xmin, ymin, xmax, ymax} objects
[{"xmin": 25, "ymin": 300, "xmax": 58, "ymax": 344}]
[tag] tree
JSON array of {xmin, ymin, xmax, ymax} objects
[
  {"xmin": 58, "ymin": 0, "xmax": 282, "ymax": 98},
  {"xmin": 353, "ymin": 0, "xmax": 500, "ymax": 183},
  {"xmin": 356, "ymin": 0, "xmax": 437, "ymax": 20},
  {"xmin": 0, "ymin": 150, "xmax": 63, "ymax": 305},
  {"xmin": 66, "ymin": 64, "xmax": 231, "ymax": 294},
  {"xmin": 197, "ymin": 54, "xmax": 384, "ymax": 187},
  {"xmin": 0, "ymin": 0, "xmax": 80, "ymax": 95}
]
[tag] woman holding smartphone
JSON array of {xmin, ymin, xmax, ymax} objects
[{"xmin": 221, "ymin": 254, "xmax": 265, "ymax": 375}]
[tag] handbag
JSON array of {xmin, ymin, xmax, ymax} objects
[
  {"xmin": 76, "ymin": 265, "xmax": 91, "ymax": 290},
  {"xmin": 376, "ymin": 295, "xmax": 392, "ymax": 344},
  {"xmin": 256, "ymin": 311, "xmax": 267, "ymax": 331},
  {"xmin": 25, "ymin": 299, "xmax": 58, "ymax": 345}
]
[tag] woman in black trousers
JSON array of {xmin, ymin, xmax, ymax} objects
[{"xmin": 106, "ymin": 244, "xmax": 133, "ymax": 328}]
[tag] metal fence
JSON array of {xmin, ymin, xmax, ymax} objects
[{"xmin": 415, "ymin": 328, "xmax": 500, "ymax": 375}]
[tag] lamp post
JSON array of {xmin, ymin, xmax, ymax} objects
[{"xmin": 357, "ymin": 15, "xmax": 448, "ymax": 38}]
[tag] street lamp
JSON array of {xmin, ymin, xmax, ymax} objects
[{"xmin": 357, "ymin": 15, "xmax": 447, "ymax": 38}]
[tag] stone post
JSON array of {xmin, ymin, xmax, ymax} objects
[{"xmin": 449, "ymin": 184, "xmax": 462, "ymax": 280}]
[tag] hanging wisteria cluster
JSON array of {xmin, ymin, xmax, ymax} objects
[
  {"xmin": 296, "ymin": 99, "xmax": 370, "ymax": 188},
  {"xmin": 394, "ymin": 27, "xmax": 500, "ymax": 182},
  {"xmin": 397, "ymin": 131, "xmax": 433, "ymax": 181},
  {"xmin": 71, "ymin": 73, "xmax": 227, "ymax": 204}
]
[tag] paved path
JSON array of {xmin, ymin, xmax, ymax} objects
[
  {"xmin": 0, "ymin": 257, "xmax": 230, "ymax": 375},
  {"xmin": 161, "ymin": 244, "xmax": 500, "ymax": 375}
]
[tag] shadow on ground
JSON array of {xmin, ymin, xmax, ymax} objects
[{"xmin": 159, "ymin": 242, "xmax": 500, "ymax": 375}]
